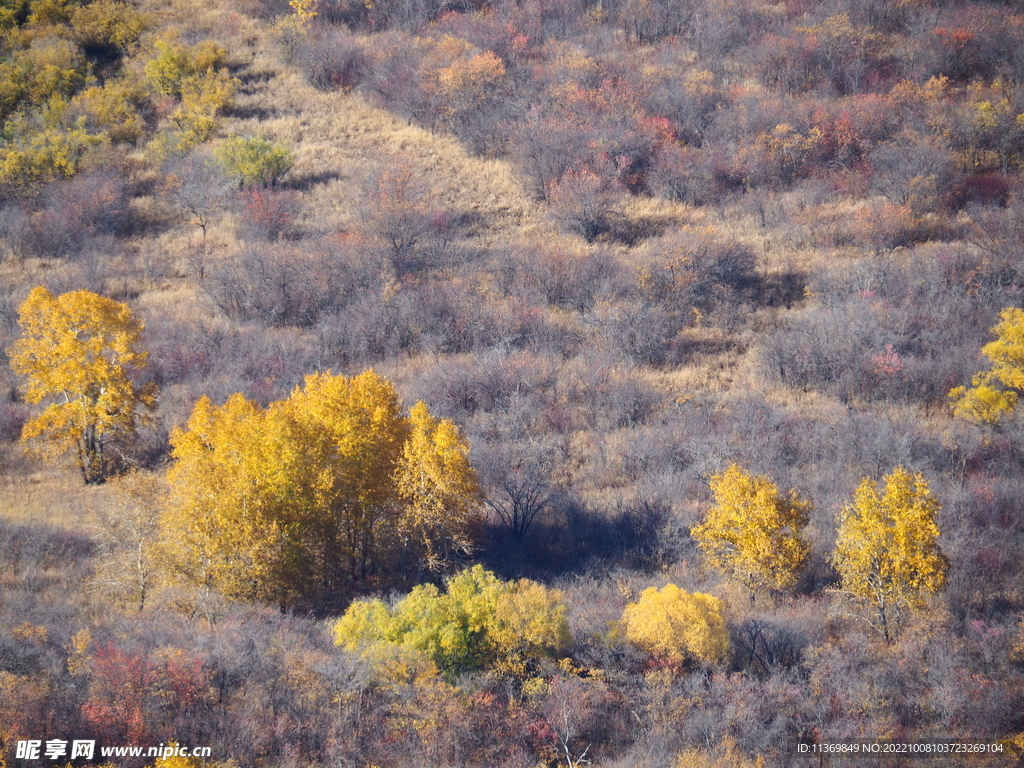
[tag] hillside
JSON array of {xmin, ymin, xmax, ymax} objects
[{"xmin": 3, "ymin": 0, "xmax": 1024, "ymax": 765}]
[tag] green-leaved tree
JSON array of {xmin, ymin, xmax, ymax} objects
[
  {"xmin": 333, "ymin": 565, "xmax": 571, "ymax": 677},
  {"xmin": 214, "ymin": 134, "xmax": 293, "ymax": 188}
]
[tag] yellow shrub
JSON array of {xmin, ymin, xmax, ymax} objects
[
  {"xmin": 22, "ymin": 36, "xmax": 89, "ymax": 105},
  {"xmin": 169, "ymin": 69, "xmax": 237, "ymax": 147},
  {"xmin": 621, "ymin": 584, "xmax": 729, "ymax": 665},
  {"xmin": 144, "ymin": 37, "xmax": 228, "ymax": 98},
  {"xmin": 0, "ymin": 57, "xmax": 30, "ymax": 120},
  {"xmin": 951, "ymin": 308, "xmax": 1024, "ymax": 424},
  {"xmin": 334, "ymin": 566, "xmax": 571, "ymax": 677},
  {"xmin": 70, "ymin": 0, "xmax": 151, "ymax": 55},
  {"xmin": 691, "ymin": 464, "xmax": 810, "ymax": 593},
  {"xmin": 70, "ymin": 77, "xmax": 147, "ymax": 143},
  {"xmin": 26, "ymin": 0, "xmax": 74, "ymax": 28},
  {"xmin": 0, "ymin": 120, "xmax": 104, "ymax": 189}
]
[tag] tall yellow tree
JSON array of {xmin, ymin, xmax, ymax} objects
[
  {"xmin": 7, "ymin": 287, "xmax": 157, "ymax": 484},
  {"xmin": 831, "ymin": 466, "xmax": 948, "ymax": 642},
  {"xmin": 691, "ymin": 465, "xmax": 811, "ymax": 595},
  {"xmin": 161, "ymin": 393, "xmax": 287, "ymax": 602},
  {"xmin": 396, "ymin": 401, "xmax": 482, "ymax": 572},
  {"xmin": 281, "ymin": 369, "xmax": 410, "ymax": 591},
  {"xmin": 950, "ymin": 307, "xmax": 1024, "ymax": 424}
]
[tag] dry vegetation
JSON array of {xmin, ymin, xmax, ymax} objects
[{"xmin": 4, "ymin": 0, "xmax": 1024, "ymax": 764}]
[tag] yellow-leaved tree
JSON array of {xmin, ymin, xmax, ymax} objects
[
  {"xmin": 280, "ymin": 369, "xmax": 427, "ymax": 596},
  {"xmin": 831, "ymin": 466, "xmax": 948, "ymax": 642},
  {"xmin": 620, "ymin": 584, "xmax": 729, "ymax": 665},
  {"xmin": 160, "ymin": 392, "xmax": 286, "ymax": 602},
  {"xmin": 7, "ymin": 287, "xmax": 157, "ymax": 484},
  {"xmin": 950, "ymin": 307, "xmax": 1024, "ymax": 424},
  {"xmin": 690, "ymin": 464, "xmax": 811, "ymax": 596},
  {"xmin": 161, "ymin": 370, "xmax": 482, "ymax": 609},
  {"xmin": 396, "ymin": 401, "xmax": 481, "ymax": 572}
]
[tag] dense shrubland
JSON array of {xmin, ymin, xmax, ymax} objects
[{"xmin": 4, "ymin": 0, "xmax": 1024, "ymax": 764}]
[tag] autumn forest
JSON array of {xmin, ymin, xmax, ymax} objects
[{"xmin": 3, "ymin": 0, "xmax": 1024, "ymax": 765}]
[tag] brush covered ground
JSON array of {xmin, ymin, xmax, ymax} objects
[{"xmin": 3, "ymin": 0, "xmax": 1024, "ymax": 765}]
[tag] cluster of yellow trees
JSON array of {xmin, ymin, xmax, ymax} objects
[
  {"xmin": 330, "ymin": 458, "xmax": 949, "ymax": 676},
  {"xmin": 694, "ymin": 463, "xmax": 948, "ymax": 642},
  {"xmin": 163, "ymin": 370, "xmax": 482, "ymax": 607},
  {"xmin": 335, "ymin": 565, "xmax": 732, "ymax": 673}
]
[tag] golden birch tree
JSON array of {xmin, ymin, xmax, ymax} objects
[
  {"xmin": 691, "ymin": 465, "xmax": 811, "ymax": 595},
  {"xmin": 831, "ymin": 466, "xmax": 948, "ymax": 642},
  {"xmin": 7, "ymin": 287, "xmax": 157, "ymax": 484},
  {"xmin": 950, "ymin": 307, "xmax": 1024, "ymax": 424},
  {"xmin": 396, "ymin": 401, "xmax": 482, "ymax": 572},
  {"xmin": 161, "ymin": 392, "xmax": 288, "ymax": 602},
  {"xmin": 279, "ymin": 369, "xmax": 410, "ymax": 596}
]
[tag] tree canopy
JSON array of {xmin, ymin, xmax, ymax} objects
[
  {"xmin": 690, "ymin": 464, "xmax": 811, "ymax": 595},
  {"xmin": 397, "ymin": 401, "xmax": 482, "ymax": 571},
  {"xmin": 333, "ymin": 565, "xmax": 571, "ymax": 677},
  {"xmin": 950, "ymin": 307, "xmax": 1024, "ymax": 424},
  {"xmin": 7, "ymin": 286, "xmax": 156, "ymax": 484},
  {"xmin": 831, "ymin": 466, "xmax": 948, "ymax": 642},
  {"xmin": 620, "ymin": 583, "xmax": 729, "ymax": 665},
  {"xmin": 160, "ymin": 369, "xmax": 482, "ymax": 609}
]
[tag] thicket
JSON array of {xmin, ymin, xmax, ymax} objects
[
  {"xmin": 0, "ymin": 0, "xmax": 236, "ymax": 196},
  {"xmin": 293, "ymin": 0, "xmax": 1024, "ymax": 235},
  {"xmin": 161, "ymin": 369, "xmax": 481, "ymax": 611},
  {"xmin": 3, "ymin": 0, "xmax": 1024, "ymax": 764}
]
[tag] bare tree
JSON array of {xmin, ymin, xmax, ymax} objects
[
  {"xmin": 869, "ymin": 132, "xmax": 954, "ymax": 214},
  {"xmin": 164, "ymin": 150, "xmax": 231, "ymax": 243},
  {"xmin": 547, "ymin": 168, "xmax": 626, "ymax": 243},
  {"xmin": 359, "ymin": 163, "xmax": 440, "ymax": 278},
  {"xmin": 89, "ymin": 472, "xmax": 163, "ymax": 611},
  {"xmin": 477, "ymin": 436, "xmax": 559, "ymax": 541},
  {"xmin": 482, "ymin": 454, "xmax": 553, "ymax": 541},
  {"xmin": 557, "ymin": 699, "xmax": 592, "ymax": 768},
  {"xmin": 163, "ymin": 150, "xmax": 231, "ymax": 279}
]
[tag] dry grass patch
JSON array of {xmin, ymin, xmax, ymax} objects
[
  {"xmin": 619, "ymin": 196, "xmax": 705, "ymax": 245},
  {"xmin": 651, "ymin": 336, "xmax": 746, "ymax": 397},
  {"xmin": 0, "ymin": 466, "xmax": 114, "ymax": 530},
  {"xmin": 218, "ymin": 47, "xmax": 550, "ymax": 244}
]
